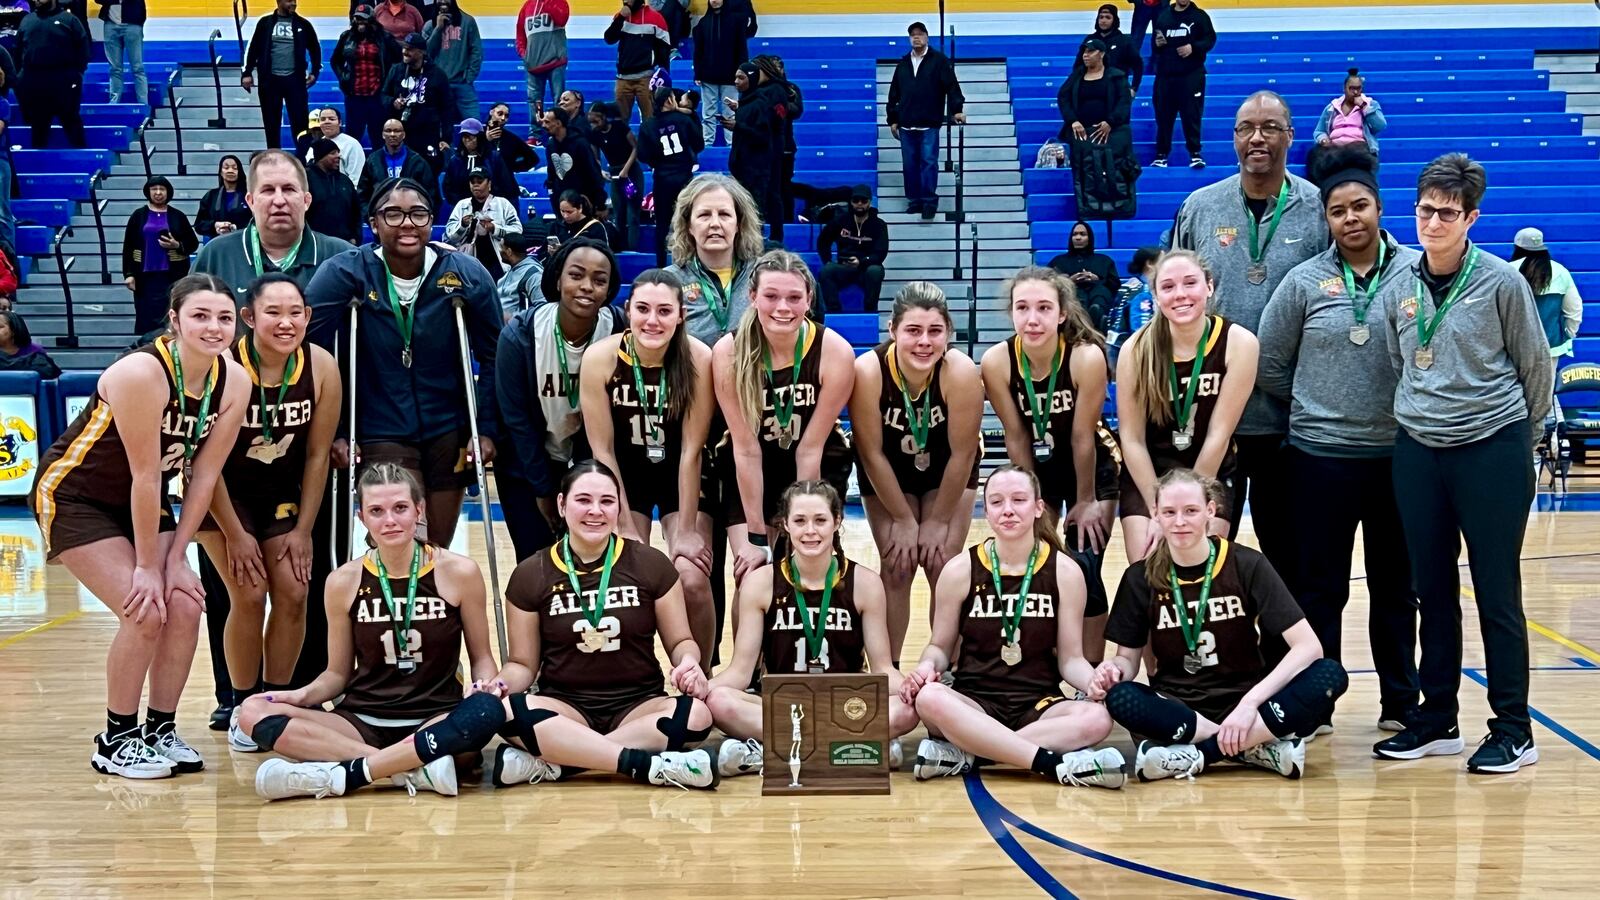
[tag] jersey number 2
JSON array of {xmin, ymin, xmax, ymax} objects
[
  {"xmin": 380, "ymin": 630, "xmax": 424, "ymax": 666},
  {"xmin": 1194, "ymin": 631, "xmax": 1218, "ymax": 668},
  {"xmin": 575, "ymin": 616, "xmax": 622, "ymax": 653}
]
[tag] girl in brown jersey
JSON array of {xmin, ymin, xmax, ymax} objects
[
  {"xmin": 1116, "ymin": 251, "xmax": 1257, "ymax": 560},
  {"xmin": 704, "ymin": 481, "xmax": 919, "ymax": 778},
  {"xmin": 901, "ymin": 466, "xmax": 1126, "ymax": 788},
  {"xmin": 1094, "ymin": 469, "xmax": 1347, "ymax": 782},
  {"xmin": 31, "ymin": 274, "xmax": 249, "ymax": 779},
  {"xmin": 196, "ymin": 275, "xmax": 342, "ymax": 753},
  {"xmin": 579, "ymin": 269, "xmax": 718, "ymax": 664},
  {"xmin": 712, "ymin": 250, "xmax": 856, "ymax": 583},
  {"xmin": 248, "ymin": 464, "xmax": 501, "ymax": 801},
  {"xmin": 849, "ymin": 283, "xmax": 983, "ymax": 660}
]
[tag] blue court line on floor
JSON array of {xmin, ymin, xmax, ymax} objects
[
  {"xmin": 1573, "ymin": 657, "xmax": 1599, "ymax": 669},
  {"xmin": 1462, "ymin": 669, "xmax": 1600, "ymax": 764},
  {"xmin": 965, "ymin": 771, "xmax": 1291, "ymax": 900}
]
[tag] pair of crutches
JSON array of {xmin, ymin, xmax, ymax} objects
[{"xmin": 332, "ymin": 294, "xmax": 509, "ymax": 659}]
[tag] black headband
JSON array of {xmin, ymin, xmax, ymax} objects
[{"xmin": 1318, "ymin": 166, "xmax": 1380, "ymax": 204}]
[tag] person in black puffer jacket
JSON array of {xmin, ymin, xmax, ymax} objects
[
  {"xmin": 723, "ymin": 62, "xmax": 779, "ymax": 238},
  {"xmin": 331, "ymin": 6, "xmax": 401, "ymax": 149}
]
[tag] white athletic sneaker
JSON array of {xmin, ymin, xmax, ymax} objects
[
  {"xmin": 1135, "ymin": 740, "xmax": 1205, "ymax": 782},
  {"xmin": 649, "ymin": 749, "xmax": 720, "ymax": 790},
  {"xmin": 91, "ymin": 731, "xmax": 175, "ymax": 780},
  {"xmin": 1055, "ymin": 747, "xmax": 1127, "ymax": 789},
  {"xmin": 889, "ymin": 739, "xmax": 904, "ymax": 770},
  {"xmin": 144, "ymin": 729, "xmax": 205, "ymax": 773},
  {"xmin": 1376, "ymin": 717, "xmax": 1407, "ymax": 733},
  {"xmin": 717, "ymin": 738, "xmax": 764, "ymax": 777},
  {"xmin": 913, "ymin": 738, "xmax": 974, "ymax": 780},
  {"xmin": 228, "ymin": 707, "xmax": 260, "ymax": 753},
  {"xmin": 1238, "ymin": 738, "xmax": 1305, "ymax": 779},
  {"xmin": 255, "ymin": 759, "xmax": 347, "ymax": 801},
  {"xmin": 492, "ymin": 745, "xmax": 562, "ymax": 787},
  {"xmin": 392, "ymin": 756, "xmax": 459, "ymax": 797}
]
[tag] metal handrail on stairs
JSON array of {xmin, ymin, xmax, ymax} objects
[
  {"xmin": 52, "ymin": 227, "xmax": 79, "ymax": 350},
  {"xmin": 208, "ymin": 29, "xmax": 229, "ymax": 129},
  {"xmin": 88, "ymin": 170, "xmax": 110, "ymax": 285},
  {"xmin": 137, "ymin": 112, "xmax": 156, "ymax": 179},
  {"xmin": 951, "ymin": 122, "xmax": 964, "ymax": 281},
  {"xmin": 233, "ymin": 0, "xmax": 248, "ymax": 61},
  {"xmin": 965, "ymin": 222, "xmax": 978, "ymax": 358},
  {"xmin": 168, "ymin": 71, "xmax": 188, "ymax": 176},
  {"xmin": 943, "ymin": 27, "xmax": 957, "ymax": 175}
]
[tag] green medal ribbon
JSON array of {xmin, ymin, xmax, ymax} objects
[
  {"xmin": 373, "ymin": 541, "xmax": 421, "ymax": 659},
  {"xmin": 554, "ymin": 314, "xmax": 583, "ymax": 410},
  {"xmin": 169, "ymin": 337, "xmax": 217, "ymax": 475},
  {"xmin": 1244, "ymin": 180, "xmax": 1289, "ymax": 264},
  {"xmin": 889, "ymin": 343, "xmax": 933, "ymax": 453},
  {"xmin": 381, "ymin": 260, "xmax": 416, "ymax": 366},
  {"xmin": 248, "ymin": 339, "xmax": 297, "ymax": 445},
  {"xmin": 1018, "ymin": 336, "xmax": 1063, "ymax": 444},
  {"xmin": 1340, "ymin": 239, "xmax": 1387, "ymax": 327},
  {"xmin": 689, "ymin": 259, "xmax": 732, "ymax": 332},
  {"xmin": 562, "ymin": 535, "xmax": 617, "ymax": 629},
  {"xmin": 987, "ymin": 538, "xmax": 1041, "ymax": 646},
  {"xmin": 790, "ymin": 554, "xmax": 839, "ymax": 664},
  {"xmin": 1167, "ymin": 539, "xmax": 1217, "ymax": 654},
  {"xmin": 627, "ymin": 332, "xmax": 669, "ymax": 444},
  {"xmin": 763, "ymin": 320, "xmax": 808, "ymax": 436},
  {"xmin": 247, "ymin": 224, "xmax": 303, "ymax": 277},
  {"xmin": 1167, "ymin": 315, "xmax": 1213, "ymax": 431},
  {"xmin": 1413, "ymin": 247, "xmax": 1481, "ymax": 351}
]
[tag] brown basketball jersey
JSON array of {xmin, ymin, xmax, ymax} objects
[
  {"xmin": 953, "ymin": 541, "xmax": 1063, "ymax": 703},
  {"xmin": 223, "ymin": 337, "xmax": 317, "ymax": 502},
  {"xmin": 339, "ymin": 544, "xmax": 465, "ymax": 720},
  {"xmin": 866, "ymin": 340, "xmax": 971, "ymax": 491},
  {"xmin": 757, "ymin": 322, "xmax": 849, "ymax": 456},
  {"xmin": 1005, "ymin": 336, "xmax": 1117, "ymax": 507},
  {"xmin": 606, "ymin": 336, "xmax": 684, "ymax": 476},
  {"xmin": 34, "ymin": 337, "xmax": 231, "ymax": 513},
  {"xmin": 1143, "ymin": 315, "xmax": 1237, "ymax": 471},
  {"xmin": 761, "ymin": 555, "xmax": 866, "ymax": 675},
  {"xmin": 505, "ymin": 537, "xmax": 682, "ymax": 707}
]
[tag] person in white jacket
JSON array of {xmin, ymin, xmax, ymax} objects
[
  {"xmin": 446, "ymin": 167, "xmax": 523, "ymax": 281},
  {"xmin": 304, "ymin": 108, "xmax": 367, "ymax": 187}
]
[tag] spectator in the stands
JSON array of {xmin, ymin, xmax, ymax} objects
[
  {"xmin": 16, "ymin": 0, "xmax": 91, "ymax": 149},
  {"xmin": 753, "ymin": 54, "xmax": 802, "ymax": 241},
  {"xmin": 383, "ymin": 32, "xmax": 458, "ymax": 174},
  {"xmin": 359, "ymin": 117, "xmax": 439, "ymax": 207},
  {"xmin": 1102, "ymin": 245, "xmax": 1160, "ymax": 358},
  {"xmin": 442, "ymin": 117, "xmax": 518, "ymax": 208},
  {"xmin": 637, "ymin": 85, "xmax": 703, "ymax": 266},
  {"xmin": 424, "ymin": 0, "xmax": 482, "ymax": 121},
  {"xmin": 541, "ymin": 106, "xmax": 607, "ymax": 214},
  {"xmin": 331, "ymin": 5, "xmax": 399, "ymax": 149},
  {"xmin": 1150, "ymin": 0, "xmax": 1214, "ymax": 169},
  {"xmin": 0, "ymin": 245, "xmax": 19, "ymax": 305},
  {"xmin": 1083, "ymin": 4, "xmax": 1142, "ymax": 94},
  {"xmin": 486, "ymin": 101, "xmax": 540, "ymax": 172},
  {"xmin": 1058, "ymin": 37, "xmax": 1134, "ymax": 189},
  {"xmin": 558, "ymin": 88, "xmax": 589, "ymax": 135},
  {"xmin": 588, "ymin": 101, "xmax": 642, "ymax": 251},
  {"xmin": 197, "ymin": 155, "xmax": 252, "ymax": 238},
  {"xmin": 1314, "ymin": 68, "xmax": 1387, "ymax": 157},
  {"xmin": 551, "ymin": 189, "xmax": 612, "ymax": 248},
  {"xmin": 724, "ymin": 62, "xmax": 779, "ymax": 235},
  {"xmin": 592, "ymin": 196, "xmax": 625, "ymax": 250},
  {"xmin": 305, "ymin": 107, "xmax": 366, "ymax": 186},
  {"xmin": 0, "ymin": 310, "xmax": 58, "ymax": 378},
  {"xmin": 692, "ymin": 0, "xmax": 757, "ymax": 146},
  {"xmin": 1047, "ymin": 221, "xmax": 1119, "ymax": 325},
  {"xmin": 516, "ymin": 0, "xmax": 569, "ymax": 138},
  {"xmin": 96, "ymin": 0, "xmax": 146, "ymax": 106},
  {"xmin": 817, "ymin": 184, "xmax": 889, "ymax": 319},
  {"xmin": 373, "ymin": 0, "xmax": 423, "ymax": 40},
  {"xmin": 497, "ymin": 231, "xmax": 544, "ymax": 320},
  {"xmin": 1511, "ymin": 227, "xmax": 1584, "ymax": 360},
  {"xmin": 886, "ymin": 21, "xmax": 966, "ymax": 220},
  {"xmin": 447, "ymin": 167, "xmax": 522, "ymax": 281},
  {"xmin": 122, "ymin": 175, "xmax": 200, "ymax": 336},
  {"xmin": 307, "ymin": 138, "xmax": 362, "ymax": 243},
  {"xmin": 605, "ymin": 0, "xmax": 671, "ymax": 125},
  {"xmin": 241, "ymin": 0, "xmax": 320, "ymax": 151},
  {"xmin": 0, "ymin": 3, "xmax": 26, "ymax": 59},
  {"xmin": 1128, "ymin": 0, "xmax": 1167, "ymax": 56}
]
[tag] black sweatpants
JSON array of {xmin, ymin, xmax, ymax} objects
[
  {"xmin": 1228, "ymin": 433, "xmax": 1295, "ymax": 582},
  {"xmin": 653, "ymin": 171, "xmax": 691, "ymax": 268},
  {"xmin": 498, "ymin": 471, "xmax": 559, "ymax": 563},
  {"xmin": 259, "ymin": 73, "xmax": 309, "ymax": 150},
  {"xmin": 1392, "ymin": 420, "xmax": 1535, "ymax": 740},
  {"xmin": 19, "ymin": 72, "xmax": 87, "ymax": 149},
  {"xmin": 1152, "ymin": 68, "xmax": 1205, "ymax": 157},
  {"xmin": 1106, "ymin": 658, "xmax": 1349, "ymax": 745},
  {"xmin": 1287, "ymin": 446, "xmax": 1419, "ymax": 717}
]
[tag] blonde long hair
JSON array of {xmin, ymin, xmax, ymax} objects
[
  {"xmin": 1142, "ymin": 468, "xmax": 1224, "ymax": 589},
  {"xmin": 1126, "ymin": 249, "xmax": 1214, "ymax": 427},
  {"xmin": 667, "ymin": 174, "xmax": 767, "ymax": 268},
  {"xmin": 731, "ymin": 250, "xmax": 819, "ymax": 432}
]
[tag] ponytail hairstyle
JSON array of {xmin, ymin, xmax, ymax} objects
[
  {"xmin": 771, "ymin": 479, "xmax": 847, "ymax": 565},
  {"xmin": 889, "ymin": 281, "xmax": 953, "ymax": 332},
  {"xmin": 1345, "ymin": 67, "xmax": 1364, "ymax": 91},
  {"xmin": 559, "ymin": 458, "xmax": 621, "ymax": 497},
  {"xmin": 1001, "ymin": 265, "xmax": 1104, "ymax": 352},
  {"xmin": 628, "ymin": 268, "xmax": 697, "ymax": 421},
  {"xmin": 1142, "ymin": 467, "xmax": 1224, "ymax": 590},
  {"xmin": 558, "ymin": 188, "xmax": 595, "ymax": 219},
  {"xmin": 732, "ymin": 249, "xmax": 818, "ymax": 432},
  {"xmin": 983, "ymin": 464, "xmax": 1064, "ymax": 554},
  {"xmin": 1128, "ymin": 249, "xmax": 1214, "ymax": 427}
]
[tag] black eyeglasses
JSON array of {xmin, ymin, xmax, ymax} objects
[
  {"xmin": 377, "ymin": 207, "xmax": 433, "ymax": 227},
  {"xmin": 1233, "ymin": 122, "xmax": 1289, "ymax": 138},
  {"xmin": 1415, "ymin": 204, "xmax": 1465, "ymax": 224}
]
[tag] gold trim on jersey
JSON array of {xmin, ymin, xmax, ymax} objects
[
  {"xmin": 361, "ymin": 542, "xmax": 439, "ymax": 578},
  {"xmin": 779, "ymin": 553, "xmax": 850, "ymax": 590},
  {"xmin": 34, "ymin": 403, "xmax": 116, "ymax": 555},
  {"xmin": 976, "ymin": 540, "xmax": 1053, "ymax": 575},
  {"xmin": 1196, "ymin": 315, "xmax": 1225, "ymax": 357},
  {"xmin": 153, "ymin": 335, "xmax": 222, "ymax": 399},
  {"xmin": 885, "ymin": 341, "xmax": 937, "ymax": 401},
  {"xmin": 548, "ymin": 536, "xmax": 629, "ymax": 574},
  {"xmin": 1010, "ymin": 334, "xmax": 1067, "ymax": 382},
  {"xmin": 616, "ymin": 332, "xmax": 664, "ymax": 370},
  {"xmin": 1171, "ymin": 538, "xmax": 1232, "ymax": 587},
  {"xmin": 235, "ymin": 337, "xmax": 307, "ymax": 388}
]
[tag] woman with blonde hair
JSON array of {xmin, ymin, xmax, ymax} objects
[{"xmin": 664, "ymin": 173, "xmax": 768, "ymax": 348}]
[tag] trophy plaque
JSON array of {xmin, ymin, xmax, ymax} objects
[{"xmin": 760, "ymin": 673, "xmax": 891, "ymax": 796}]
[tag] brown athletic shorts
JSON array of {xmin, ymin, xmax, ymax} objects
[
  {"xmin": 1117, "ymin": 465, "xmax": 1235, "ymax": 520},
  {"xmin": 33, "ymin": 492, "xmax": 176, "ymax": 561},
  {"xmin": 362, "ymin": 428, "xmax": 474, "ymax": 492},
  {"xmin": 541, "ymin": 690, "xmax": 666, "ymax": 735},
  {"xmin": 959, "ymin": 688, "xmax": 1069, "ymax": 731},
  {"xmin": 197, "ymin": 492, "xmax": 302, "ymax": 540},
  {"xmin": 330, "ymin": 707, "xmax": 426, "ymax": 749}
]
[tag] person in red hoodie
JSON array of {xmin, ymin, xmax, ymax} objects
[
  {"xmin": 604, "ymin": 0, "xmax": 670, "ymax": 125},
  {"xmin": 517, "ymin": 0, "xmax": 569, "ymax": 139}
]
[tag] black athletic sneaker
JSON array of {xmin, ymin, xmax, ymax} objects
[
  {"xmin": 209, "ymin": 705, "xmax": 231, "ymax": 731},
  {"xmin": 1373, "ymin": 724, "xmax": 1464, "ymax": 760},
  {"xmin": 905, "ymin": 202, "xmax": 922, "ymax": 215},
  {"xmin": 1467, "ymin": 731, "xmax": 1538, "ymax": 774}
]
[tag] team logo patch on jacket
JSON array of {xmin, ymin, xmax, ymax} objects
[
  {"xmin": 1399, "ymin": 296, "xmax": 1419, "ymax": 319},
  {"xmin": 436, "ymin": 272, "xmax": 464, "ymax": 291},
  {"xmin": 1215, "ymin": 227, "xmax": 1237, "ymax": 248},
  {"xmin": 1319, "ymin": 277, "xmax": 1343, "ymax": 297}
]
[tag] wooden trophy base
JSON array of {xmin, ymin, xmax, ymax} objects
[{"xmin": 761, "ymin": 673, "xmax": 891, "ymax": 796}]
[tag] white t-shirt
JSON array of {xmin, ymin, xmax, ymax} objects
[{"xmin": 530, "ymin": 300, "xmax": 617, "ymax": 462}]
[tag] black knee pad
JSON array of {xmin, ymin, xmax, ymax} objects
[
  {"xmin": 1261, "ymin": 658, "xmax": 1350, "ymax": 739},
  {"xmin": 251, "ymin": 714, "xmax": 291, "ymax": 751},
  {"xmin": 498, "ymin": 693, "xmax": 557, "ymax": 756},
  {"xmin": 412, "ymin": 692, "xmax": 505, "ymax": 763},
  {"xmin": 1105, "ymin": 681, "xmax": 1198, "ymax": 743},
  {"xmin": 655, "ymin": 695, "xmax": 710, "ymax": 751}
]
